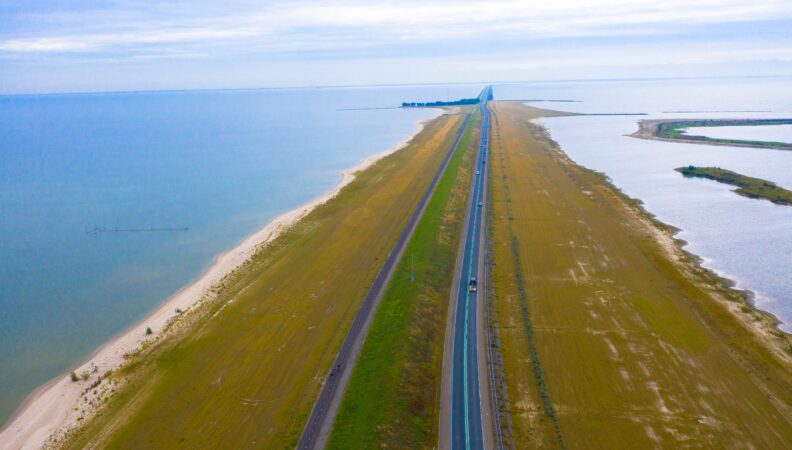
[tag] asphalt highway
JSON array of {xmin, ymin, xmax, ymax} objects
[{"xmin": 450, "ymin": 86, "xmax": 491, "ymax": 450}]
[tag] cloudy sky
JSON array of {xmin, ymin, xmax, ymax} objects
[{"xmin": 1, "ymin": 0, "xmax": 790, "ymax": 93}]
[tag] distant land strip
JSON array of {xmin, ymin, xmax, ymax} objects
[
  {"xmin": 501, "ymin": 99, "xmax": 580, "ymax": 103},
  {"xmin": 582, "ymin": 113, "xmax": 648, "ymax": 116},
  {"xmin": 662, "ymin": 110, "xmax": 772, "ymax": 113},
  {"xmin": 402, "ymin": 97, "xmax": 480, "ymax": 108},
  {"xmin": 336, "ymin": 107, "xmax": 402, "ymax": 111},
  {"xmin": 631, "ymin": 118, "xmax": 792, "ymax": 150},
  {"xmin": 676, "ymin": 166, "xmax": 792, "ymax": 206}
]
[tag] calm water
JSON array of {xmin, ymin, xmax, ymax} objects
[
  {"xmin": 496, "ymin": 77, "xmax": 792, "ymax": 331},
  {"xmin": 683, "ymin": 124, "xmax": 792, "ymax": 143},
  {"xmin": 0, "ymin": 85, "xmax": 480, "ymax": 422}
]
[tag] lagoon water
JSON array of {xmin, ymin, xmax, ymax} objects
[
  {"xmin": 0, "ymin": 85, "xmax": 478, "ymax": 422},
  {"xmin": 496, "ymin": 77, "xmax": 792, "ymax": 333},
  {"xmin": 682, "ymin": 124, "xmax": 792, "ymax": 143}
]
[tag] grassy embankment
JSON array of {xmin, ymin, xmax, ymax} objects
[
  {"xmin": 62, "ymin": 109, "xmax": 469, "ymax": 449},
  {"xmin": 328, "ymin": 111, "xmax": 480, "ymax": 448},
  {"xmin": 677, "ymin": 166, "xmax": 792, "ymax": 206},
  {"xmin": 657, "ymin": 119, "xmax": 792, "ymax": 150},
  {"xmin": 489, "ymin": 102, "xmax": 792, "ymax": 448}
]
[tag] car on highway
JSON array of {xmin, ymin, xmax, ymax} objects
[{"xmin": 469, "ymin": 277, "xmax": 477, "ymax": 292}]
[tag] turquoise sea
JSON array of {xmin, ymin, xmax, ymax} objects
[{"xmin": 0, "ymin": 84, "xmax": 479, "ymax": 422}]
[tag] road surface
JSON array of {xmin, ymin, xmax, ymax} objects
[
  {"xmin": 450, "ymin": 86, "xmax": 492, "ymax": 449},
  {"xmin": 297, "ymin": 93, "xmax": 481, "ymax": 450}
]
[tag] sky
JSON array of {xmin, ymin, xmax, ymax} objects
[{"xmin": 0, "ymin": 0, "xmax": 791, "ymax": 94}]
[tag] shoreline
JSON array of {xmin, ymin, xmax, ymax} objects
[
  {"xmin": 0, "ymin": 110, "xmax": 443, "ymax": 450},
  {"xmin": 535, "ymin": 115, "xmax": 791, "ymax": 340}
]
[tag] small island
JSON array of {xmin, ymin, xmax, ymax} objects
[
  {"xmin": 632, "ymin": 118, "xmax": 792, "ymax": 150},
  {"xmin": 676, "ymin": 166, "xmax": 792, "ymax": 206},
  {"xmin": 401, "ymin": 97, "xmax": 480, "ymax": 107}
]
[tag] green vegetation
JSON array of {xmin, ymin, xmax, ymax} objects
[
  {"xmin": 677, "ymin": 166, "xmax": 792, "ymax": 206},
  {"xmin": 402, "ymin": 98, "xmax": 480, "ymax": 108},
  {"xmin": 329, "ymin": 112, "xmax": 479, "ymax": 448},
  {"xmin": 145, "ymin": 327, "xmax": 152, "ymax": 335},
  {"xmin": 70, "ymin": 372, "xmax": 78, "ymax": 383},
  {"xmin": 656, "ymin": 119, "xmax": 792, "ymax": 150},
  {"xmin": 62, "ymin": 111, "xmax": 468, "ymax": 449},
  {"xmin": 489, "ymin": 102, "xmax": 792, "ymax": 448}
]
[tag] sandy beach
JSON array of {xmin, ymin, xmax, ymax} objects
[{"xmin": 0, "ymin": 111, "xmax": 441, "ymax": 450}]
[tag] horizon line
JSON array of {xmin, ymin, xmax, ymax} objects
[{"xmin": 2, "ymin": 74, "xmax": 791, "ymax": 98}]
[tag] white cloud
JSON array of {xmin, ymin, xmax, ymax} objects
[
  {"xmin": 1, "ymin": 0, "xmax": 790, "ymax": 93},
  {"xmin": 0, "ymin": 0, "xmax": 789, "ymax": 54},
  {"xmin": 0, "ymin": 27, "xmax": 265, "ymax": 52}
]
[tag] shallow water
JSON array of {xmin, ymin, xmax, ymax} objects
[
  {"xmin": 0, "ymin": 84, "xmax": 480, "ymax": 422},
  {"xmin": 496, "ymin": 77, "xmax": 792, "ymax": 332},
  {"xmin": 682, "ymin": 124, "xmax": 792, "ymax": 143}
]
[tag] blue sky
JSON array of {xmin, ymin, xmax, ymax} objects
[{"xmin": 1, "ymin": 0, "xmax": 791, "ymax": 93}]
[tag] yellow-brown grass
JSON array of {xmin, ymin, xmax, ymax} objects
[
  {"xmin": 489, "ymin": 102, "xmax": 792, "ymax": 448},
  {"xmin": 62, "ymin": 111, "xmax": 466, "ymax": 449}
]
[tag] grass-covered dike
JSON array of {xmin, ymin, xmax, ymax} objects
[{"xmin": 490, "ymin": 102, "xmax": 792, "ymax": 448}]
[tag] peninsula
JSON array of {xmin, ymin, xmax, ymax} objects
[
  {"xmin": 631, "ymin": 118, "xmax": 792, "ymax": 150},
  {"xmin": 677, "ymin": 166, "xmax": 792, "ymax": 206}
]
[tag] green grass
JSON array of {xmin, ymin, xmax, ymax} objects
[
  {"xmin": 61, "ymin": 112, "xmax": 468, "ymax": 450},
  {"xmin": 328, "ymin": 112, "xmax": 480, "ymax": 449},
  {"xmin": 677, "ymin": 165, "xmax": 792, "ymax": 206},
  {"xmin": 657, "ymin": 119, "xmax": 792, "ymax": 150},
  {"xmin": 489, "ymin": 102, "xmax": 792, "ymax": 449}
]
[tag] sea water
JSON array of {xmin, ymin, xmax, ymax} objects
[
  {"xmin": 496, "ymin": 76, "xmax": 792, "ymax": 332},
  {"xmin": 0, "ymin": 84, "xmax": 479, "ymax": 422}
]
